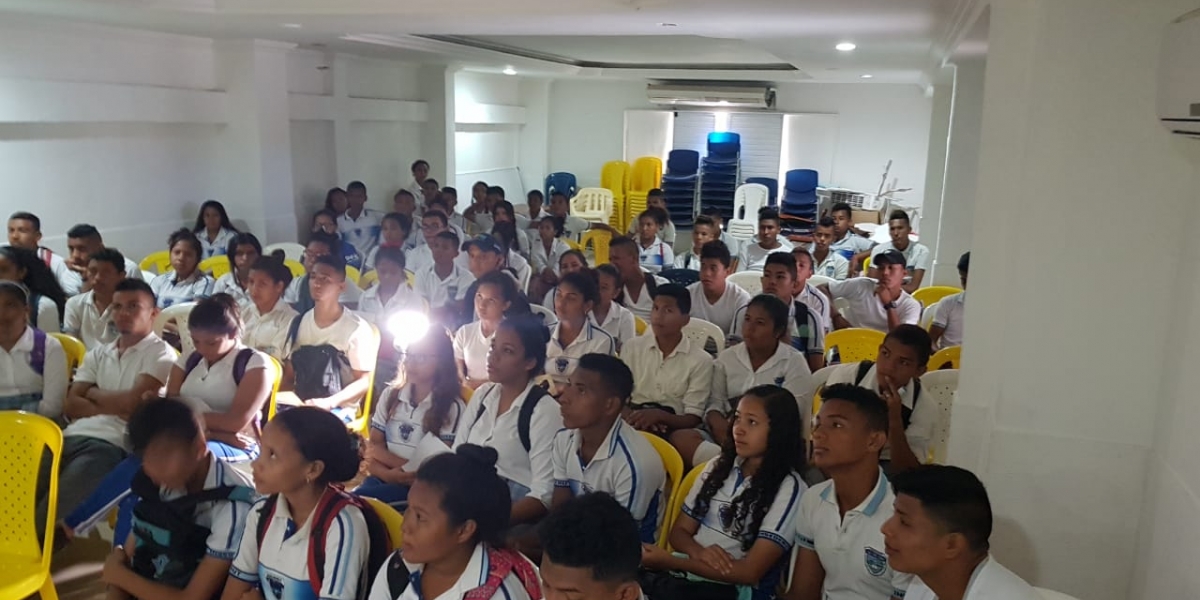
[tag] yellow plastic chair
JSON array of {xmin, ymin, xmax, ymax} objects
[
  {"xmin": 199, "ymin": 255, "xmax": 232, "ymax": 279},
  {"xmin": 0, "ymin": 411, "xmax": 63, "ymax": 600},
  {"xmin": 824, "ymin": 328, "xmax": 886, "ymax": 364},
  {"xmin": 634, "ymin": 316, "xmax": 648, "ymax": 336},
  {"xmin": 640, "ymin": 432, "xmax": 684, "ymax": 548},
  {"xmin": 580, "ymin": 230, "xmax": 613, "ymax": 265},
  {"xmin": 928, "ymin": 345, "xmax": 961, "ymax": 371},
  {"xmin": 630, "ymin": 156, "xmax": 663, "ymax": 192},
  {"xmin": 139, "ymin": 250, "xmax": 172, "ymax": 274},
  {"xmin": 461, "ymin": 384, "xmax": 474, "ymax": 403},
  {"xmin": 563, "ymin": 237, "xmax": 581, "ymax": 252},
  {"xmin": 346, "ymin": 325, "xmax": 381, "ymax": 436},
  {"xmin": 346, "ymin": 265, "xmax": 362, "ymax": 286},
  {"xmin": 601, "ymin": 161, "xmax": 631, "ymax": 196},
  {"xmin": 665, "ymin": 461, "xmax": 709, "ymax": 552},
  {"xmin": 264, "ymin": 356, "xmax": 283, "ymax": 422},
  {"xmin": 362, "ymin": 497, "xmax": 404, "ymax": 546},
  {"xmin": 912, "ymin": 286, "xmax": 963, "ymax": 309},
  {"xmin": 360, "ymin": 270, "xmax": 379, "ymax": 290},
  {"xmin": 283, "ymin": 259, "xmax": 306, "ymax": 278},
  {"xmin": 862, "ymin": 255, "xmax": 872, "ymax": 274},
  {"xmin": 49, "ymin": 333, "xmax": 85, "ymax": 378}
]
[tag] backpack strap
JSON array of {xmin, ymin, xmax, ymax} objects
[
  {"xmin": 464, "ymin": 547, "xmax": 543, "ymax": 600},
  {"xmin": 307, "ymin": 488, "xmax": 392, "ymax": 596},
  {"xmin": 285, "ymin": 312, "xmax": 306, "ymax": 349},
  {"xmin": 853, "ymin": 360, "xmax": 874, "ymax": 386},
  {"xmin": 643, "ymin": 272, "xmax": 658, "ymax": 297},
  {"xmin": 254, "ymin": 494, "xmax": 279, "ymax": 552},
  {"xmin": 518, "ymin": 385, "xmax": 549, "ymax": 453},
  {"xmin": 232, "ymin": 347, "xmax": 255, "ymax": 386},
  {"xmin": 184, "ymin": 352, "xmax": 203, "ymax": 378},
  {"xmin": 385, "ymin": 552, "xmax": 412, "ymax": 599},
  {"xmin": 30, "ymin": 328, "xmax": 46, "ymax": 377},
  {"xmin": 853, "ymin": 360, "xmax": 919, "ymax": 429}
]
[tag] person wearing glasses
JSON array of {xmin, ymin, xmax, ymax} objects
[{"xmin": 283, "ymin": 233, "xmax": 362, "ymax": 312}]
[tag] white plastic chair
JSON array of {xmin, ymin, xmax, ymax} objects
[
  {"xmin": 682, "ymin": 318, "xmax": 724, "ymax": 353},
  {"xmin": 1036, "ymin": 589, "xmax": 1082, "ymax": 600},
  {"xmin": 808, "ymin": 274, "xmax": 836, "ymax": 288},
  {"xmin": 918, "ymin": 369, "xmax": 958, "ymax": 464},
  {"xmin": 733, "ymin": 183, "xmax": 770, "ymax": 221},
  {"xmin": 920, "ymin": 298, "xmax": 943, "ymax": 330},
  {"xmin": 726, "ymin": 271, "xmax": 764, "ymax": 297},
  {"xmin": 530, "ymin": 304, "xmax": 557, "ymax": 328},
  {"xmin": 153, "ymin": 302, "xmax": 197, "ymax": 356},
  {"xmin": 570, "ymin": 188, "xmax": 614, "ymax": 225},
  {"xmin": 263, "ymin": 242, "xmax": 306, "ymax": 262}
]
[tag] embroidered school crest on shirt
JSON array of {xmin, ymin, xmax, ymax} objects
[
  {"xmin": 555, "ymin": 357, "xmax": 570, "ymax": 373},
  {"xmin": 266, "ymin": 574, "xmax": 285, "ymax": 599},
  {"xmin": 774, "ymin": 375, "xmax": 786, "ymax": 386},
  {"xmin": 399, "ymin": 422, "xmax": 415, "ymax": 442},
  {"xmin": 864, "ymin": 547, "xmax": 889, "ymax": 577}
]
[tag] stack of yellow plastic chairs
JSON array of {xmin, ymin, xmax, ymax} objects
[
  {"xmin": 601, "ymin": 161, "xmax": 631, "ymax": 232},
  {"xmin": 627, "ymin": 156, "xmax": 663, "ymax": 228}
]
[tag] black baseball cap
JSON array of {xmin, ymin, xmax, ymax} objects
[
  {"xmin": 462, "ymin": 233, "xmax": 505, "ymax": 254},
  {"xmin": 873, "ymin": 249, "xmax": 907, "ymax": 267}
]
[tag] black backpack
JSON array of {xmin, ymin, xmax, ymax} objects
[
  {"xmin": 184, "ymin": 348, "xmax": 255, "ymax": 384},
  {"xmin": 285, "ymin": 312, "xmax": 352, "ymax": 400},
  {"xmin": 470, "ymin": 383, "xmax": 549, "ymax": 452},
  {"xmin": 129, "ymin": 469, "xmax": 256, "ymax": 594},
  {"xmin": 854, "ymin": 360, "xmax": 922, "ymax": 429}
]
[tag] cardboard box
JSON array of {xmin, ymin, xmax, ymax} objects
[{"xmin": 851, "ymin": 208, "xmax": 883, "ymax": 225}]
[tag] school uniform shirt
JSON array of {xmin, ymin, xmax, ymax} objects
[
  {"xmin": 370, "ymin": 384, "xmax": 467, "ymax": 460},
  {"xmin": 149, "ymin": 271, "xmax": 215, "ymax": 308},
  {"xmin": 339, "ymin": 208, "xmax": 385, "ymax": 259},
  {"xmin": 621, "ymin": 275, "xmax": 668, "ymax": 322},
  {"xmin": 870, "ymin": 241, "xmax": 932, "ymax": 275},
  {"xmin": 687, "ymin": 281, "xmax": 753, "ymax": 335},
  {"xmin": 36, "ymin": 248, "xmax": 81, "ymax": 296},
  {"xmin": 561, "ymin": 215, "xmax": 593, "ymax": 240},
  {"xmin": 357, "ymin": 284, "xmax": 425, "ymax": 329},
  {"xmin": 590, "ymin": 303, "xmax": 637, "ymax": 350},
  {"xmin": 531, "ymin": 237, "xmax": 571, "ymax": 275},
  {"xmin": 544, "ymin": 320, "xmax": 616, "ymax": 383},
  {"xmin": 230, "ymin": 489, "xmax": 371, "ymax": 600},
  {"xmin": 407, "ymin": 179, "xmax": 427, "ymax": 211},
  {"xmin": 737, "ymin": 239, "xmax": 794, "ymax": 272},
  {"xmin": 812, "ymin": 250, "xmax": 850, "ymax": 280},
  {"xmin": 195, "ymin": 227, "xmax": 237, "ymax": 259},
  {"xmin": 283, "ymin": 275, "xmax": 363, "ymax": 308},
  {"xmin": 932, "ymin": 291, "xmax": 966, "ymax": 349},
  {"xmin": 637, "ymin": 238, "xmax": 674, "ymax": 274},
  {"xmin": 823, "ymin": 361, "xmax": 936, "ymax": 462},
  {"xmin": 31, "ymin": 295, "xmax": 60, "ymax": 333},
  {"xmin": 414, "ymin": 263, "xmax": 473, "ymax": 310},
  {"xmin": 796, "ymin": 469, "xmax": 912, "ymax": 600},
  {"xmin": 827, "ymin": 278, "xmax": 921, "ymax": 332},
  {"xmin": 628, "ymin": 219, "xmax": 677, "ymax": 246},
  {"xmin": 404, "ymin": 244, "xmax": 434, "ymax": 275},
  {"xmin": 63, "ymin": 291, "xmax": 117, "ymax": 348},
  {"xmin": 452, "ymin": 321, "xmax": 493, "ymax": 382},
  {"xmin": 904, "ymin": 556, "xmax": 1040, "ymax": 600},
  {"xmin": 552, "ymin": 419, "xmax": 666, "ymax": 541},
  {"xmin": 795, "ymin": 282, "xmax": 832, "ymax": 334},
  {"xmin": 242, "ymin": 300, "xmax": 298, "ymax": 361},
  {"xmin": 59, "ymin": 257, "xmax": 143, "ymax": 297},
  {"xmin": 620, "ymin": 334, "xmax": 712, "ymax": 417},
  {"xmin": 367, "ymin": 543, "xmax": 538, "ymax": 600},
  {"xmin": 673, "ymin": 250, "xmax": 701, "ymax": 271},
  {"xmin": 167, "ymin": 453, "xmax": 256, "ymax": 560},
  {"xmin": 830, "ymin": 232, "xmax": 874, "ymax": 261},
  {"xmin": 176, "ymin": 343, "xmax": 273, "ymax": 447},
  {"xmin": 213, "ymin": 273, "xmax": 253, "ymax": 310},
  {"xmin": 708, "ymin": 343, "xmax": 814, "ymax": 418},
  {"xmin": 729, "ymin": 302, "xmax": 825, "ymax": 359},
  {"xmin": 682, "ymin": 458, "xmax": 805, "ymax": 599},
  {"xmin": 286, "ymin": 308, "xmax": 379, "ymax": 373},
  {"xmin": 0, "ymin": 326, "xmax": 66, "ymax": 417},
  {"xmin": 454, "ymin": 380, "xmax": 564, "ymax": 506},
  {"xmin": 64, "ymin": 333, "xmax": 176, "ymax": 449}
]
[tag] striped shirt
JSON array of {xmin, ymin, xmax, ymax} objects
[
  {"xmin": 149, "ymin": 271, "xmax": 214, "ymax": 308},
  {"xmin": 338, "ymin": 208, "xmax": 384, "ymax": 259}
]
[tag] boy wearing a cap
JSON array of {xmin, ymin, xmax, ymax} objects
[
  {"xmin": 819, "ymin": 249, "xmax": 920, "ymax": 332},
  {"xmin": 868, "ymin": 210, "xmax": 931, "ymax": 293},
  {"xmin": 456, "ymin": 233, "xmax": 528, "ymax": 325}
]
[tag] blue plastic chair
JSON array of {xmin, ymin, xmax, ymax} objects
[
  {"xmin": 545, "ymin": 172, "xmax": 577, "ymax": 200},
  {"xmin": 780, "ymin": 169, "xmax": 819, "ymax": 234},
  {"xmin": 662, "ymin": 150, "xmax": 700, "ymax": 181}
]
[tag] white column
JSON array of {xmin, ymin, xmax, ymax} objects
[
  {"xmin": 918, "ymin": 68, "xmax": 953, "ymax": 273},
  {"xmin": 518, "ymin": 78, "xmax": 551, "ymax": 194},
  {"xmin": 331, "ymin": 53, "xmax": 355, "ymax": 187},
  {"xmin": 419, "ymin": 65, "xmax": 456, "ymax": 185},
  {"xmin": 948, "ymin": 0, "xmax": 1197, "ymax": 598},
  {"xmin": 929, "ymin": 58, "xmax": 986, "ymax": 285}
]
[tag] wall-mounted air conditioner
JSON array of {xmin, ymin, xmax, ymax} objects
[
  {"xmin": 647, "ymin": 84, "xmax": 775, "ymax": 109},
  {"xmin": 1159, "ymin": 9, "xmax": 1200, "ymax": 137}
]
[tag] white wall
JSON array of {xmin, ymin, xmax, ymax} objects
[{"xmin": 453, "ymin": 71, "xmax": 533, "ymax": 198}]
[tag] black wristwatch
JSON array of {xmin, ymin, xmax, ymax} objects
[{"xmin": 883, "ymin": 300, "xmax": 897, "ymax": 310}]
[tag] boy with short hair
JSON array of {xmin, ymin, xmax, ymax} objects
[
  {"xmin": 674, "ymin": 215, "xmax": 720, "ymax": 271},
  {"xmin": 547, "ymin": 191, "xmax": 621, "ymax": 240},
  {"xmin": 810, "ymin": 217, "xmax": 850, "ymax": 280},
  {"xmin": 7, "ymin": 211, "xmax": 77, "ymax": 294},
  {"xmin": 609, "ymin": 237, "xmax": 667, "ymax": 321},
  {"xmin": 787, "ymin": 384, "xmax": 911, "ymax": 600},
  {"xmin": 405, "ymin": 209, "xmax": 449, "ymax": 273},
  {"xmin": 338, "ymin": 180, "xmax": 383, "ymax": 259},
  {"xmin": 829, "ymin": 202, "xmax": 875, "ymax": 274},
  {"xmin": 414, "ymin": 230, "xmax": 474, "ymax": 315},
  {"xmin": 63, "ymin": 248, "xmax": 127, "ymax": 348},
  {"xmin": 407, "ymin": 159, "xmax": 432, "ymax": 208},
  {"xmin": 737, "ymin": 208, "xmax": 793, "ymax": 272},
  {"xmin": 421, "ymin": 178, "xmax": 441, "ymax": 205},
  {"xmin": 701, "ymin": 206, "xmax": 741, "ymax": 256},
  {"xmin": 869, "ymin": 210, "xmax": 931, "ymax": 293},
  {"xmin": 731, "ymin": 252, "xmax": 825, "ymax": 373},
  {"xmin": 883, "ymin": 466, "xmax": 1040, "ymax": 600},
  {"xmin": 929, "ymin": 252, "xmax": 968, "ymax": 351},
  {"xmin": 552, "ymin": 354, "xmax": 666, "ymax": 542},
  {"xmin": 635, "ymin": 208, "xmax": 674, "ymax": 274},
  {"xmin": 792, "ymin": 247, "xmax": 832, "ymax": 334},
  {"xmin": 284, "ymin": 233, "xmax": 362, "ymax": 311},
  {"xmin": 686, "ymin": 240, "xmax": 752, "ymax": 335},
  {"xmin": 522, "ymin": 189, "xmax": 546, "ymax": 231},
  {"xmin": 620, "ymin": 284, "xmax": 713, "ymax": 438},
  {"xmin": 822, "ymin": 249, "xmax": 921, "ymax": 332},
  {"xmin": 392, "ymin": 189, "xmax": 418, "ymax": 224},
  {"xmin": 821, "ymin": 324, "xmax": 935, "ymax": 474},
  {"xmin": 65, "ymin": 224, "xmax": 143, "ymax": 293},
  {"xmin": 101, "ymin": 398, "xmax": 256, "ymax": 600},
  {"xmin": 440, "ymin": 186, "xmax": 468, "ymax": 233},
  {"xmin": 539, "ymin": 493, "xmax": 647, "ymax": 600},
  {"xmin": 627, "ymin": 189, "xmax": 676, "ymax": 246}
]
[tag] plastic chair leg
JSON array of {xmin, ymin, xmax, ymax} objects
[{"xmin": 40, "ymin": 577, "xmax": 60, "ymax": 600}]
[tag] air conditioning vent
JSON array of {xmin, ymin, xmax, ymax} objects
[{"xmin": 646, "ymin": 84, "xmax": 775, "ymax": 109}]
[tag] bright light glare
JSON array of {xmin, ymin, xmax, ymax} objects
[
  {"xmin": 388, "ymin": 310, "xmax": 430, "ymax": 351},
  {"xmin": 503, "ymin": 66, "xmax": 517, "ymax": 75},
  {"xmin": 836, "ymin": 42, "xmax": 857, "ymax": 52}
]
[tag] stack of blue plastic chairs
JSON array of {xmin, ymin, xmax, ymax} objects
[
  {"xmin": 545, "ymin": 172, "xmax": 577, "ymax": 200},
  {"xmin": 780, "ymin": 169, "xmax": 819, "ymax": 235},
  {"xmin": 660, "ymin": 150, "xmax": 700, "ymax": 226},
  {"xmin": 698, "ymin": 132, "xmax": 741, "ymax": 223}
]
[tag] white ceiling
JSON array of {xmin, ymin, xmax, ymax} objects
[{"xmin": 0, "ymin": 0, "xmax": 988, "ymax": 85}]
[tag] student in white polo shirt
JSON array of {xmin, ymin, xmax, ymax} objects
[
  {"xmin": 627, "ymin": 189, "xmax": 678, "ymax": 247},
  {"xmin": 242, "ymin": 256, "xmax": 298, "ymax": 361},
  {"xmin": 225, "ymin": 407, "xmax": 371, "ymax": 600},
  {"xmin": 339, "ymin": 180, "xmax": 384, "ymax": 259},
  {"xmin": 454, "ymin": 272, "xmax": 521, "ymax": 389},
  {"xmin": 284, "ymin": 233, "xmax": 363, "ymax": 312},
  {"xmin": 883, "ymin": 466, "xmax": 1040, "ymax": 600},
  {"xmin": 455, "ymin": 316, "xmax": 563, "ymax": 527},
  {"xmin": 405, "ymin": 209, "xmax": 449, "ymax": 275},
  {"xmin": 363, "ymin": 212, "xmax": 413, "ymax": 273},
  {"xmin": 193, "ymin": 200, "xmax": 240, "ymax": 259},
  {"xmin": 609, "ymin": 237, "xmax": 668, "ymax": 322},
  {"xmin": 675, "ymin": 215, "xmax": 721, "ymax": 271},
  {"xmin": 0, "ymin": 280, "xmax": 66, "ymax": 417},
  {"xmin": 7, "ymin": 211, "xmax": 78, "ymax": 295},
  {"xmin": 792, "ymin": 248, "xmax": 831, "ymax": 334},
  {"xmin": 635, "ymin": 208, "xmax": 675, "ymax": 274},
  {"xmin": 737, "ymin": 208, "xmax": 794, "ymax": 272},
  {"xmin": 357, "ymin": 247, "xmax": 425, "ymax": 329},
  {"xmin": 530, "ymin": 215, "xmax": 572, "ymax": 302},
  {"xmin": 821, "ymin": 250, "xmax": 920, "ymax": 333},
  {"xmin": 539, "ymin": 493, "xmax": 648, "ymax": 600},
  {"xmin": 552, "ymin": 354, "xmax": 665, "ymax": 542},
  {"xmin": 930, "ymin": 252, "xmax": 969, "ymax": 352},
  {"xmin": 788, "ymin": 384, "xmax": 911, "ymax": 600},
  {"xmin": 63, "ymin": 224, "xmax": 143, "ymax": 294},
  {"xmin": 828, "ymin": 203, "xmax": 875, "ymax": 274},
  {"xmin": 367, "ymin": 445, "xmax": 544, "ymax": 600},
  {"xmin": 545, "ymin": 272, "xmax": 616, "ymax": 390},
  {"xmin": 642, "ymin": 386, "xmax": 807, "ymax": 600},
  {"xmin": 540, "ymin": 249, "xmax": 588, "ymax": 309},
  {"xmin": 810, "ymin": 218, "xmax": 851, "ymax": 280},
  {"xmin": 149, "ymin": 228, "xmax": 215, "ymax": 309},
  {"xmin": 687, "ymin": 240, "xmax": 752, "ymax": 336},
  {"xmin": 869, "ymin": 210, "xmax": 931, "ymax": 293},
  {"xmin": 620, "ymin": 284, "xmax": 713, "ymax": 439},
  {"xmin": 212, "ymin": 232, "xmax": 262, "ymax": 310},
  {"xmin": 414, "ymin": 231, "xmax": 474, "ymax": 320},
  {"xmin": 730, "ymin": 253, "xmax": 826, "ymax": 373},
  {"xmin": 63, "ymin": 248, "xmax": 126, "ymax": 347},
  {"xmin": 591, "ymin": 264, "xmax": 637, "ymax": 350}
]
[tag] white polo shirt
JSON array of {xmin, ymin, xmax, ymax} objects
[
  {"xmin": 59, "ymin": 256, "xmax": 144, "ymax": 298},
  {"xmin": 414, "ymin": 263, "xmax": 473, "ymax": 310},
  {"xmin": 545, "ymin": 321, "xmax": 616, "ymax": 383},
  {"xmin": 198, "ymin": 227, "xmax": 238, "ymax": 259},
  {"xmin": 162, "ymin": 453, "xmax": 256, "ymax": 560},
  {"xmin": 404, "ymin": 244, "xmax": 433, "ymax": 275},
  {"xmin": 531, "ymin": 237, "xmax": 571, "ymax": 275},
  {"xmin": 621, "ymin": 275, "xmax": 668, "ymax": 321},
  {"xmin": 176, "ymin": 344, "xmax": 273, "ymax": 446},
  {"xmin": 367, "ymin": 543, "xmax": 538, "ymax": 600},
  {"xmin": 796, "ymin": 469, "xmax": 912, "ymax": 600},
  {"xmin": 871, "ymin": 241, "xmax": 932, "ymax": 273},
  {"xmin": 230, "ymin": 490, "xmax": 371, "ymax": 600},
  {"xmin": 552, "ymin": 419, "xmax": 666, "ymax": 539},
  {"xmin": 0, "ymin": 326, "xmax": 66, "ymax": 417},
  {"xmin": 64, "ymin": 333, "xmax": 177, "ymax": 449},
  {"xmin": 452, "ymin": 321, "xmax": 494, "ymax": 382},
  {"xmin": 339, "ymin": 208, "xmax": 384, "ymax": 259},
  {"xmin": 63, "ymin": 291, "xmax": 118, "ymax": 348},
  {"xmin": 904, "ymin": 556, "xmax": 1040, "ymax": 600},
  {"xmin": 737, "ymin": 239, "xmax": 794, "ymax": 272},
  {"xmin": 213, "ymin": 273, "xmax": 252, "ymax": 310},
  {"xmin": 455, "ymin": 381, "xmax": 563, "ymax": 506},
  {"xmin": 620, "ymin": 334, "xmax": 713, "ymax": 417},
  {"xmin": 628, "ymin": 219, "xmax": 677, "ymax": 246},
  {"xmin": 638, "ymin": 239, "xmax": 674, "ymax": 274},
  {"xmin": 687, "ymin": 281, "xmax": 753, "ymax": 336},
  {"xmin": 708, "ymin": 343, "xmax": 813, "ymax": 418},
  {"xmin": 823, "ymin": 362, "xmax": 935, "ymax": 463},
  {"xmin": 682, "ymin": 458, "xmax": 805, "ymax": 598},
  {"xmin": 286, "ymin": 308, "xmax": 379, "ymax": 372},
  {"xmin": 932, "ymin": 291, "xmax": 966, "ymax": 349},
  {"xmin": 561, "ymin": 215, "xmax": 593, "ymax": 240},
  {"xmin": 827, "ymin": 278, "xmax": 921, "ymax": 332},
  {"xmin": 673, "ymin": 250, "xmax": 701, "ymax": 271},
  {"xmin": 590, "ymin": 303, "xmax": 637, "ymax": 350},
  {"xmin": 795, "ymin": 282, "xmax": 832, "ymax": 334},
  {"xmin": 283, "ymin": 276, "xmax": 363, "ymax": 308},
  {"xmin": 370, "ymin": 383, "xmax": 467, "ymax": 460},
  {"xmin": 830, "ymin": 232, "xmax": 874, "ymax": 259},
  {"xmin": 357, "ymin": 283, "xmax": 425, "ymax": 328},
  {"xmin": 149, "ymin": 271, "xmax": 214, "ymax": 308},
  {"xmin": 242, "ymin": 301, "xmax": 298, "ymax": 361},
  {"xmin": 812, "ymin": 250, "xmax": 850, "ymax": 280}
]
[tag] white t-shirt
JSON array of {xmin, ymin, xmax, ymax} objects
[
  {"xmin": 829, "ymin": 232, "xmax": 874, "ymax": 259},
  {"xmin": 823, "ymin": 362, "xmax": 935, "ymax": 462},
  {"xmin": 453, "ymin": 321, "xmax": 494, "ymax": 382},
  {"xmin": 454, "ymin": 381, "xmax": 563, "ymax": 506},
  {"xmin": 871, "ymin": 240, "xmax": 932, "ymax": 273},
  {"xmin": 286, "ymin": 309, "xmax": 379, "ymax": 372},
  {"xmin": 737, "ymin": 239, "xmax": 794, "ymax": 272},
  {"xmin": 932, "ymin": 291, "xmax": 966, "ymax": 349},
  {"xmin": 198, "ymin": 227, "xmax": 238, "ymax": 259},
  {"xmin": 370, "ymin": 383, "xmax": 467, "ymax": 460},
  {"xmin": 161, "ymin": 453, "xmax": 256, "ymax": 560},
  {"xmin": 904, "ymin": 556, "xmax": 1040, "ymax": 600},
  {"xmin": 687, "ymin": 282, "xmax": 753, "ymax": 335},
  {"xmin": 628, "ymin": 219, "xmax": 677, "ymax": 246},
  {"xmin": 620, "ymin": 334, "xmax": 713, "ymax": 417},
  {"xmin": 673, "ymin": 250, "xmax": 701, "ymax": 271},
  {"xmin": 414, "ymin": 263, "xmax": 474, "ymax": 310},
  {"xmin": 230, "ymin": 490, "xmax": 371, "ymax": 600},
  {"xmin": 405, "ymin": 244, "xmax": 434, "ymax": 275},
  {"xmin": 621, "ymin": 275, "xmax": 668, "ymax": 322},
  {"xmin": 242, "ymin": 301, "xmax": 298, "ymax": 361},
  {"xmin": 827, "ymin": 278, "xmax": 921, "ymax": 332},
  {"xmin": 283, "ymin": 276, "xmax": 363, "ymax": 307},
  {"xmin": 708, "ymin": 343, "xmax": 814, "ymax": 418},
  {"xmin": 63, "ymin": 291, "xmax": 118, "ymax": 348},
  {"xmin": 530, "ymin": 237, "xmax": 572, "ymax": 274},
  {"xmin": 590, "ymin": 303, "xmax": 638, "ymax": 350},
  {"xmin": 59, "ymin": 256, "xmax": 143, "ymax": 296},
  {"xmin": 357, "ymin": 284, "xmax": 425, "ymax": 328},
  {"xmin": 545, "ymin": 320, "xmax": 616, "ymax": 383},
  {"xmin": 33, "ymin": 295, "xmax": 60, "ymax": 333},
  {"xmin": 150, "ymin": 271, "xmax": 214, "ymax": 308},
  {"xmin": 63, "ymin": 333, "xmax": 177, "ymax": 449},
  {"xmin": 812, "ymin": 250, "xmax": 850, "ymax": 280},
  {"xmin": 176, "ymin": 344, "xmax": 272, "ymax": 446},
  {"xmin": 368, "ymin": 543, "xmax": 538, "ymax": 600},
  {"xmin": 0, "ymin": 326, "xmax": 66, "ymax": 417},
  {"xmin": 213, "ymin": 273, "xmax": 253, "ymax": 310},
  {"xmin": 638, "ymin": 239, "xmax": 675, "ymax": 274},
  {"xmin": 339, "ymin": 208, "xmax": 384, "ymax": 259}
]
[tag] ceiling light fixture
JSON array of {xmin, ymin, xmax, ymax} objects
[
  {"xmin": 503, "ymin": 66, "xmax": 517, "ymax": 76},
  {"xmin": 861, "ymin": 74, "xmax": 874, "ymax": 79},
  {"xmin": 659, "ymin": 22, "xmax": 678, "ymax": 27},
  {"xmin": 836, "ymin": 42, "xmax": 856, "ymax": 52},
  {"xmin": 281, "ymin": 23, "xmax": 302, "ymax": 29}
]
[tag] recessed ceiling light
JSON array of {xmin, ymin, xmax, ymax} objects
[
  {"xmin": 718, "ymin": 100, "xmax": 730, "ymax": 106},
  {"xmin": 861, "ymin": 74, "xmax": 873, "ymax": 79},
  {"xmin": 836, "ymin": 42, "xmax": 856, "ymax": 52},
  {"xmin": 503, "ymin": 66, "xmax": 517, "ymax": 76},
  {"xmin": 659, "ymin": 22, "xmax": 678, "ymax": 27},
  {"xmin": 281, "ymin": 23, "xmax": 302, "ymax": 29}
]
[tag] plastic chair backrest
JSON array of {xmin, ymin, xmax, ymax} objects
[
  {"xmin": 807, "ymin": 275, "xmax": 836, "ymax": 288},
  {"xmin": 139, "ymin": 250, "xmax": 172, "ymax": 274},
  {"xmin": 154, "ymin": 302, "xmax": 198, "ymax": 356},
  {"xmin": 863, "ymin": 255, "xmax": 871, "ymax": 273},
  {"xmin": 919, "ymin": 369, "xmax": 959, "ymax": 464},
  {"xmin": 461, "ymin": 384, "xmax": 474, "ymax": 403},
  {"xmin": 283, "ymin": 259, "xmax": 306, "ymax": 278},
  {"xmin": 545, "ymin": 172, "xmax": 578, "ymax": 200},
  {"xmin": 928, "ymin": 346, "xmax": 961, "ymax": 371},
  {"xmin": 707, "ymin": 132, "xmax": 741, "ymax": 158},
  {"xmin": 530, "ymin": 304, "xmax": 556, "ymax": 327},
  {"xmin": 631, "ymin": 156, "xmax": 663, "ymax": 192},
  {"xmin": 601, "ymin": 161, "xmax": 631, "ymax": 197},
  {"xmin": 784, "ymin": 169, "xmax": 819, "ymax": 192},
  {"xmin": 345, "ymin": 265, "xmax": 362, "ymax": 286},
  {"xmin": 665, "ymin": 461, "xmax": 709, "ymax": 552},
  {"xmin": 265, "ymin": 356, "xmax": 283, "ymax": 422},
  {"xmin": 199, "ymin": 255, "xmax": 232, "ymax": 279},
  {"xmin": 362, "ymin": 496, "xmax": 405, "ymax": 545},
  {"xmin": 639, "ymin": 431, "xmax": 685, "ymax": 548},
  {"xmin": 580, "ymin": 230, "xmax": 613, "ymax": 265},
  {"xmin": 49, "ymin": 333, "xmax": 85, "ymax": 377},
  {"xmin": 0, "ymin": 411, "xmax": 62, "ymax": 599},
  {"xmin": 682, "ymin": 318, "xmax": 724, "ymax": 352},
  {"xmin": 563, "ymin": 237, "xmax": 581, "ymax": 251},
  {"xmin": 745, "ymin": 177, "xmax": 778, "ymax": 206},
  {"xmin": 823, "ymin": 328, "xmax": 886, "ymax": 364},
  {"xmin": 634, "ymin": 316, "xmax": 647, "ymax": 336},
  {"xmin": 346, "ymin": 324, "xmax": 381, "ymax": 436},
  {"xmin": 734, "ymin": 184, "xmax": 770, "ymax": 221},
  {"xmin": 666, "ymin": 150, "xmax": 700, "ymax": 175},
  {"xmin": 360, "ymin": 270, "xmax": 379, "ymax": 290},
  {"xmin": 1035, "ymin": 588, "xmax": 1082, "ymax": 600},
  {"xmin": 809, "ymin": 365, "xmax": 838, "ymax": 417},
  {"xmin": 919, "ymin": 298, "xmax": 941, "ymax": 330},
  {"xmin": 571, "ymin": 188, "xmax": 615, "ymax": 223},
  {"xmin": 726, "ymin": 271, "xmax": 764, "ymax": 296},
  {"xmin": 912, "ymin": 286, "xmax": 963, "ymax": 309},
  {"xmin": 262, "ymin": 242, "xmax": 306, "ymax": 262}
]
